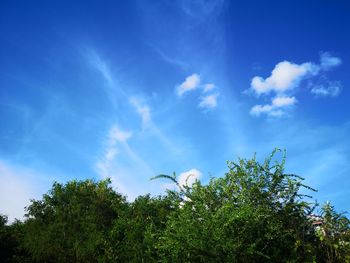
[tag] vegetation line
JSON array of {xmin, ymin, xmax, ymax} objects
[{"xmin": 1, "ymin": 150, "xmax": 349, "ymax": 262}]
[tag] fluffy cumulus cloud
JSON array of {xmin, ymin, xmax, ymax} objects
[
  {"xmin": 248, "ymin": 52, "xmax": 342, "ymax": 117},
  {"xmin": 251, "ymin": 61, "xmax": 316, "ymax": 95},
  {"xmin": 176, "ymin": 73, "xmax": 201, "ymax": 96},
  {"xmin": 272, "ymin": 96, "xmax": 297, "ymax": 107},
  {"xmin": 199, "ymin": 93, "xmax": 219, "ymax": 109},
  {"xmin": 176, "ymin": 74, "xmax": 220, "ymax": 109},
  {"xmin": 178, "ymin": 168, "xmax": 202, "ymax": 189},
  {"xmin": 250, "ymin": 53, "xmax": 341, "ymax": 96},
  {"xmin": 250, "ymin": 96, "xmax": 297, "ymax": 117}
]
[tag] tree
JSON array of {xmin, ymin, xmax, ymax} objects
[
  {"xmin": 0, "ymin": 215, "xmax": 29, "ymax": 263},
  {"xmin": 23, "ymin": 179, "xmax": 127, "ymax": 263},
  {"xmin": 0, "ymin": 214, "xmax": 14, "ymax": 262},
  {"xmin": 1, "ymin": 150, "xmax": 349, "ymax": 262},
  {"xmin": 155, "ymin": 149, "xmax": 318, "ymax": 262},
  {"xmin": 109, "ymin": 194, "xmax": 174, "ymax": 262},
  {"xmin": 314, "ymin": 202, "xmax": 350, "ymax": 262}
]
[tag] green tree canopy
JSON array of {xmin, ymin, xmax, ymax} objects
[
  {"xmin": 1, "ymin": 150, "xmax": 349, "ymax": 262},
  {"xmin": 155, "ymin": 149, "xmax": 319, "ymax": 262},
  {"xmin": 23, "ymin": 179, "xmax": 126, "ymax": 263}
]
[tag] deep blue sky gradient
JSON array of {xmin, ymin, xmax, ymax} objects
[{"xmin": 1, "ymin": 0, "xmax": 349, "ymax": 220}]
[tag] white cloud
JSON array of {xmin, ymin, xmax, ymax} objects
[
  {"xmin": 320, "ymin": 52, "xmax": 342, "ymax": 70},
  {"xmin": 150, "ymin": 44, "xmax": 189, "ymax": 70},
  {"xmin": 176, "ymin": 73, "xmax": 201, "ymax": 96},
  {"xmin": 203, "ymin": 83, "xmax": 215, "ymax": 93},
  {"xmin": 129, "ymin": 97, "xmax": 151, "ymax": 128},
  {"xmin": 96, "ymin": 125, "xmax": 133, "ymax": 187},
  {"xmin": 248, "ymin": 52, "xmax": 342, "ymax": 117},
  {"xmin": 250, "ymin": 53, "xmax": 342, "ymax": 96},
  {"xmin": 311, "ymin": 81, "xmax": 341, "ymax": 97},
  {"xmin": 199, "ymin": 93, "xmax": 219, "ymax": 109},
  {"xmin": 95, "ymin": 124, "xmax": 156, "ymax": 200},
  {"xmin": 85, "ymin": 48, "xmax": 128, "ymax": 109},
  {"xmin": 178, "ymin": 168, "xmax": 202, "ymax": 189},
  {"xmin": 251, "ymin": 61, "xmax": 315, "ymax": 95},
  {"xmin": 109, "ymin": 126, "xmax": 133, "ymax": 143},
  {"xmin": 129, "ymin": 97, "xmax": 181, "ymax": 154},
  {"xmin": 272, "ymin": 96, "xmax": 297, "ymax": 107},
  {"xmin": 105, "ymin": 148, "xmax": 119, "ymax": 161},
  {"xmin": 175, "ymin": 75, "xmax": 220, "ymax": 109},
  {"xmin": 250, "ymin": 96, "xmax": 297, "ymax": 117},
  {"xmin": 250, "ymin": 104, "xmax": 274, "ymax": 116}
]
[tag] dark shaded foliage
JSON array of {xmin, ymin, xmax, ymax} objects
[{"xmin": 23, "ymin": 179, "xmax": 126, "ymax": 263}]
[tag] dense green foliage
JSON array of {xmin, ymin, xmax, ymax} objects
[
  {"xmin": 1, "ymin": 150, "xmax": 349, "ymax": 262},
  {"xmin": 23, "ymin": 179, "xmax": 126, "ymax": 262}
]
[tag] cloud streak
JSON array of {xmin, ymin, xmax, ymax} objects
[
  {"xmin": 87, "ymin": 49, "xmax": 114, "ymax": 86},
  {"xmin": 95, "ymin": 124, "xmax": 156, "ymax": 199},
  {"xmin": 129, "ymin": 97, "xmax": 151, "ymax": 129}
]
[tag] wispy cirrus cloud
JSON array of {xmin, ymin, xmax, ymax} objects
[
  {"xmin": 149, "ymin": 44, "xmax": 189, "ymax": 70},
  {"xmin": 86, "ymin": 49, "xmax": 114, "ymax": 86},
  {"xmin": 109, "ymin": 125, "xmax": 133, "ymax": 143},
  {"xmin": 95, "ymin": 124, "xmax": 156, "ymax": 199},
  {"xmin": 96, "ymin": 125, "xmax": 132, "ymax": 179},
  {"xmin": 87, "ymin": 49, "xmax": 186, "ymax": 198},
  {"xmin": 129, "ymin": 97, "xmax": 151, "ymax": 129},
  {"xmin": 181, "ymin": 0, "xmax": 225, "ymax": 19},
  {"xmin": 129, "ymin": 96, "xmax": 181, "ymax": 155},
  {"xmin": 85, "ymin": 49, "xmax": 159, "ymax": 198}
]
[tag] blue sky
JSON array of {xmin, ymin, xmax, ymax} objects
[{"xmin": 1, "ymin": 0, "xmax": 350, "ymax": 221}]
